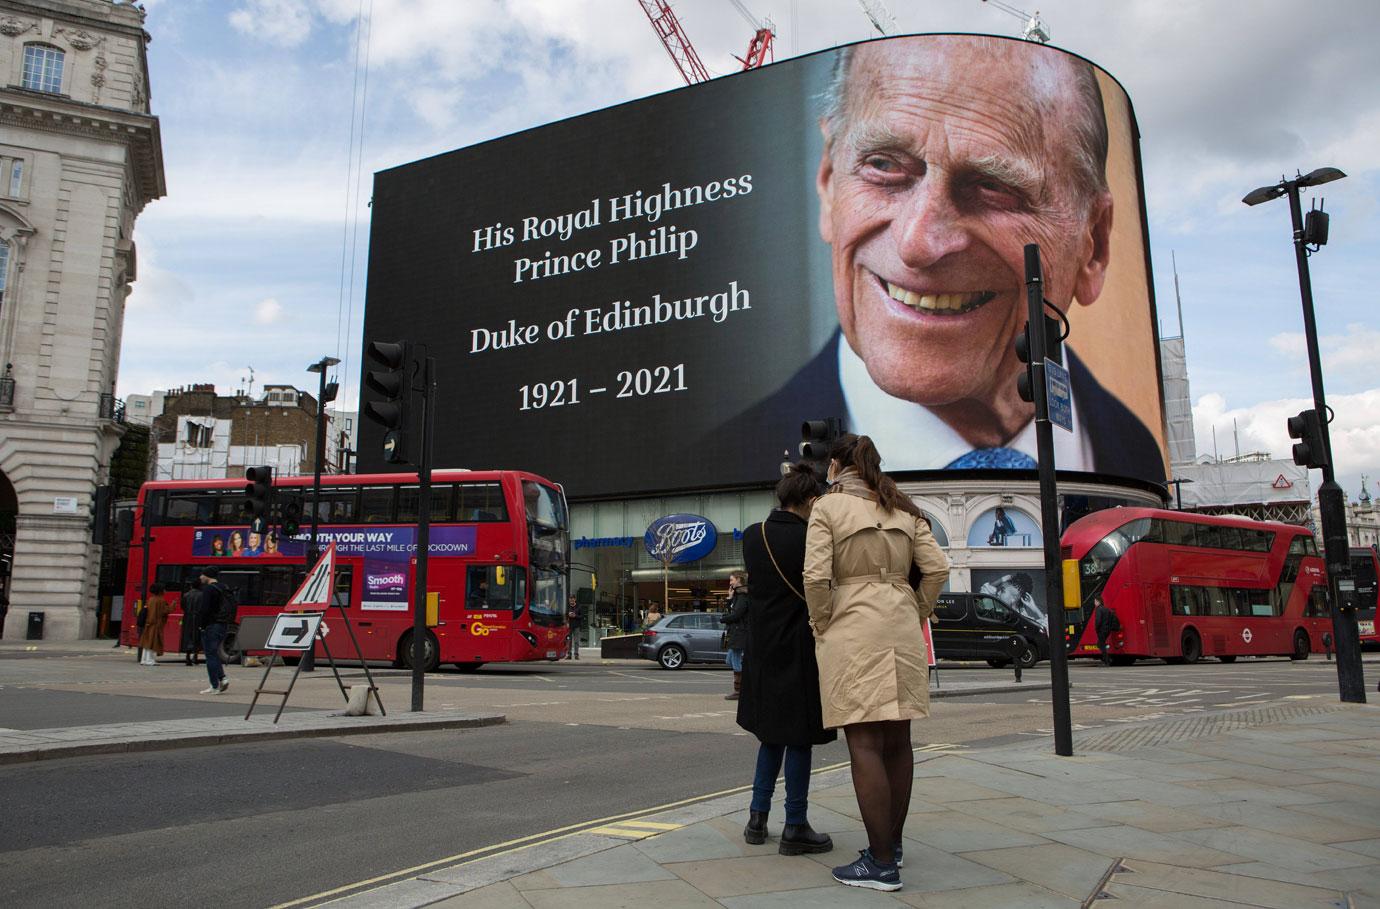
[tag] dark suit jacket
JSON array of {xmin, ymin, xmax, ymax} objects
[{"xmin": 722, "ymin": 332, "xmax": 1166, "ymax": 484}]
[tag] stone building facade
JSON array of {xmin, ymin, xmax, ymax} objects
[{"xmin": 0, "ymin": 0, "xmax": 163, "ymax": 639}]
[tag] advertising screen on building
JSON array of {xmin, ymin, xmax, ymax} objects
[{"xmin": 359, "ymin": 34, "xmax": 1167, "ymax": 498}]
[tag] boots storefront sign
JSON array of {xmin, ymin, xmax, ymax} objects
[{"xmin": 644, "ymin": 514, "xmax": 717, "ymax": 564}]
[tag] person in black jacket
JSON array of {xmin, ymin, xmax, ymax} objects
[
  {"xmin": 736, "ymin": 463, "xmax": 836, "ymax": 856},
  {"xmin": 721, "ymin": 571, "xmax": 750, "ymax": 700},
  {"xmin": 180, "ymin": 579, "xmax": 204, "ymax": 666},
  {"xmin": 197, "ymin": 568, "xmax": 233, "ymax": 694},
  {"xmin": 1093, "ymin": 595, "xmax": 1121, "ymax": 666}
]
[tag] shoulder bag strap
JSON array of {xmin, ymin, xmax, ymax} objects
[{"xmin": 761, "ymin": 523, "xmax": 807, "ymax": 603}]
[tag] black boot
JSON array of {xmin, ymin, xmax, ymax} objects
[
  {"xmin": 743, "ymin": 810, "xmax": 768, "ymax": 845},
  {"xmin": 779, "ymin": 822, "xmax": 833, "ymax": 855}
]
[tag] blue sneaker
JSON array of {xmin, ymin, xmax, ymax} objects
[{"xmin": 832, "ymin": 849, "xmax": 901, "ymax": 891}]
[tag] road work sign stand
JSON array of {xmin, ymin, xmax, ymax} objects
[{"xmin": 245, "ymin": 545, "xmax": 386, "ymax": 723}]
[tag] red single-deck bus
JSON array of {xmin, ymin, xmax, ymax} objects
[
  {"xmin": 120, "ymin": 469, "xmax": 571, "ymax": 671},
  {"xmin": 1062, "ymin": 508, "xmax": 1332, "ymax": 664},
  {"xmin": 1350, "ymin": 547, "xmax": 1379, "ymax": 647}
]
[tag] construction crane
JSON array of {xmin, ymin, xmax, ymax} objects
[
  {"xmin": 637, "ymin": 0, "xmax": 710, "ymax": 85},
  {"xmin": 980, "ymin": 0, "xmax": 1051, "ymax": 43},
  {"xmin": 728, "ymin": 0, "xmax": 775, "ymax": 70},
  {"xmin": 636, "ymin": 1, "xmax": 775, "ymax": 85},
  {"xmin": 857, "ymin": 0, "xmax": 897, "ymax": 36}
]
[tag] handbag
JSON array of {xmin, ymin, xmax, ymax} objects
[{"xmin": 761, "ymin": 524, "xmax": 807, "ymax": 602}]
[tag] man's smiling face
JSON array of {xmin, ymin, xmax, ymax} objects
[{"xmin": 818, "ymin": 38, "xmax": 1111, "ymax": 412}]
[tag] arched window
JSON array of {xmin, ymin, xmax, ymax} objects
[
  {"xmin": 22, "ymin": 44, "xmax": 65, "ymax": 94},
  {"xmin": 920, "ymin": 510, "xmax": 949, "ymax": 548},
  {"xmin": 967, "ymin": 506, "xmax": 1040, "ymax": 548}
]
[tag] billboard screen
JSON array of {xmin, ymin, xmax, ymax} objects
[{"xmin": 359, "ymin": 34, "xmax": 1167, "ymax": 498}]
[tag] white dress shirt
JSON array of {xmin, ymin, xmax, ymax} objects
[{"xmin": 837, "ymin": 338, "xmax": 1095, "ymax": 471}]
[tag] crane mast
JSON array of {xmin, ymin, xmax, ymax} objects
[{"xmin": 637, "ymin": 0, "xmax": 711, "ymax": 85}]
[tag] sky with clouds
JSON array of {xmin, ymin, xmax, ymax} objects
[{"xmin": 118, "ymin": 0, "xmax": 1380, "ymax": 497}]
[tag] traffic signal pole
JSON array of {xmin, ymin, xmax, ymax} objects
[
  {"xmin": 1024, "ymin": 244, "xmax": 1074, "ymax": 756},
  {"xmin": 410, "ymin": 354, "xmax": 436, "ymax": 712},
  {"xmin": 1285, "ymin": 183, "xmax": 1366, "ymax": 703}
]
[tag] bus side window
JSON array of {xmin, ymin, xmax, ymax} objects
[{"xmin": 466, "ymin": 566, "xmax": 516, "ymax": 613}]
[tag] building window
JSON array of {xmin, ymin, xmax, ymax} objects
[
  {"xmin": 0, "ymin": 240, "xmax": 9, "ymax": 307},
  {"xmin": 7, "ymin": 160, "xmax": 20, "ymax": 198},
  {"xmin": 22, "ymin": 45, "xmax": 65, "ymax": 94}
]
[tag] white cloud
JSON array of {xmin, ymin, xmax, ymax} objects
[
  {"xmin": 254, "ymin": 297, "xmax": 284, "ymax": 325},
  {"xmin": 229, "ymin": 0, "xmax": 316, "ymax": 47},
  {"xmin": 1269, "ymin": 324, "xmax": 1380, "ymax": 388}
]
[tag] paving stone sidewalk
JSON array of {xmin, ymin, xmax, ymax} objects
[
  {"xmin": 0, "ymin": 708, "xmax": 505, "ymax": 764},
  {"xmin": 332, "ymin": 702, "xmax": 1380, "ymax": 909}
]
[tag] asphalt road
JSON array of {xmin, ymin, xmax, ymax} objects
[{"xmin": 0, "ymin": 649, "xmax": 1373, "ymax": 907}]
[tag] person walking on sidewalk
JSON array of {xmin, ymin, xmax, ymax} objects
[
  {"xmin": 566, "ymin": 595, "xmax": 583, "ymax": 659},
  {"xmin": 138, "ymin": 584, "xmax": 173, "ymax": 666},
  {"xmin": 1094, "ymin": 595, "xmax": 1121, "ymax": 666},
  {"xmin": 180, "ymin": 578, "xmax": 204, "ymax": 666},
  {"xmin": 197, "ymin": 568, "xmax": 233, "ymax": 694},
  {"xmin": 721, "ymin": 571, "xmax": 750, "ymax": 700},
  {"xmin": 737, "ymin": 463, "xmax": 836, "ymax": 856},
  {"xmin": 804, "ymin": 433, "xmax": 949, "ymax": 891}
]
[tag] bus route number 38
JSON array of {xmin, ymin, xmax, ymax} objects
[{"xmin": 519, "ymin": 364, "xmax": 687, "ymax": 411}]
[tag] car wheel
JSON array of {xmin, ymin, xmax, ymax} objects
[
  {"xmin": 658, "ymin": 644, "xmax": 686, "ymax": 670},
  {"xmin": 1015, "ymin": 639, "xmax": 1040, "ymax": 669},
  {"xmin": 454, "ymin": 662, "xmax": 484, "ymax": 672},
  {"xmin": 1291, "ymin": 629, "xmax": 1310, "ymax": 661},
  {"xmin": 1180, "ymin": 629, "xmax": 1202, "ymax": 665},
  {"xmin": 1219, "ymin": 655, "xmax": 1237, "ymax": 663},
  {"xmin": 986, "ymin": 658, "xmax": 1011, "ymax": 669},
  {"xmin": 400, "ymin": 631, "xmax": 440, "ymax": 673}
]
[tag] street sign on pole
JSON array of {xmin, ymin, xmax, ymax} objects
[
  {"xmin": 266, "ymin": 611, "xmax": 325, "ymax": 651},
  {"xmin": 1045, "ymin": 359, "xmax": 1073, "ymax": 432}
]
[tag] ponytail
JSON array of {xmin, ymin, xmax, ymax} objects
[{"xmin": 828, "ymin": 432, "xmax": 923, "ymax": 518}]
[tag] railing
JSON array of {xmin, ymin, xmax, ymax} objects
[{"xmin": 98, "ymin": 393, "xmax": 126, "ymax": 423}]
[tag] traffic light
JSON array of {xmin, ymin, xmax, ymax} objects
[
  {"xmin": 1015, "ymin": 321, "xmax": 1036, "ymax": 403},
  {"xmin": 1014, "ymin": 312, "xmax": 1065, "ymax": 404},
  {"xmin": 364, "ymin": 340, "xmax": 413, "ymax": 464},
  {"xmin": 799, "ymin": 418, "xmax": 843, "ymax": 478},
  {"xmin": 280, "ymin": 495, "xmax": 303, "ymax": 537},
  {"xmin": 1287, "ymin": 409, "xmax": 1329, "ymax": 469},
  {"xmin": 244, "ymin": 466, "xmax": 275, "ymax": 534}
]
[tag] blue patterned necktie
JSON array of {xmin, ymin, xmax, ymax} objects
[{"xmin": 945, "ymin": 448, "xmax": 1038, "ymax": 469}]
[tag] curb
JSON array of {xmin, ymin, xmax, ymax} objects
[
  {"xmin": 932, "ymin": 682, "xmax": 1051, "ymax": 698},
  {"xmin": 0, "ymin": 712, "xmax": 505, "ymax": 765}
]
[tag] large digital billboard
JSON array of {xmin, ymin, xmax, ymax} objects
[{"xmin": 359, "ymin": 34, "xmax": 1168, "ymax": 498}]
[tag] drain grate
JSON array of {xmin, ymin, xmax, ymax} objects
[{"xmin": 1075, "ymin": 703, "xmax": 1350, "ymax": 752}]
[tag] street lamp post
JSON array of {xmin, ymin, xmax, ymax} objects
[
  {"xmin": 1166, "ymin": 478, "xmax": 1193, "ymax": 511},
  {"xmin": 303, "ymin": 355, "xmax": 340, "ymax": 673},
  {"xmin": 1244, "ymin": 167, "xmax": 1365, "ymax": 704}
]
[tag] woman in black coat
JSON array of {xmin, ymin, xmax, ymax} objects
[{"xmin": 736, "ymin": 463, "xmax": 836, "ymax": 856}]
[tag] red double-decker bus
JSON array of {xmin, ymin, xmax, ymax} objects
[
  {"xmin": 120, "ymin": 469, "xmax": 571, "ymax": 671},
  {"xmin": 1349, "ymin": 547, "xmax": 1379, "ymax": 648},
  {"xmin": 1062, "ymin": 508, "xmax": 1332, "ymax": 664}
]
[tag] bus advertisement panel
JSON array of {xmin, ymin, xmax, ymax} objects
[
  {"xmin": 120, "ymin": 471, "xmax": 571, "ymax": 671},
  {"xmin": 1350, "ymin": 547, "xmax": 1379, "ymax": 647},
  {"xmin": 359, "ymin": 33, "xmax": 1167, "ymax": 498},
  {"xmin": 1062, "ymin": 509, "xmax": 1332, "ymax": 664}
]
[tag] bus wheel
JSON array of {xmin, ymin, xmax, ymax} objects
[
  {"xmin": 1014, "ymin": 639, "xmax": 1040, "ymax": 669},
  {"xmin": 1219, "ymin": 655, "xmax": 1237, "ymax": 663},
  {"xmin": 399, "ymin": 631, "xmax": 440, "ymax": 673},
  {"xmin": 1291, "ymin": 629, "xmax": 1311, "ymax": 661},
  {"xmin": 454, "ymin": 662, "xmax": 484, "ymax": 672},
  {"xmin": 657, "ymin": 644, "xmax": 686, "ymax": 670},
  {"xmin": 1180, "ymin": 629, "xmax": 1202, "ymax": 665}
]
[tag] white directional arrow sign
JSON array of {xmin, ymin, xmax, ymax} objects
[{"xmin": 266, "ymin": 611, "xmax": 325, "ymax": 651}]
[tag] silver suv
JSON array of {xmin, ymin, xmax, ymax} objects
[{"xmin": 637, "ymin": 612, "xmax": 727, "ymax": 669}]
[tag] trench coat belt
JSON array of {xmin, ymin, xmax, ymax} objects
[{"xmin": 833, "ymin": 572, "xmax": 909, "ymax": 588}]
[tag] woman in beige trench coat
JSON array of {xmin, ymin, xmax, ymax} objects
[{"xmin": 804, "ymin": 434, "xmax": 948, "ymax": 889}]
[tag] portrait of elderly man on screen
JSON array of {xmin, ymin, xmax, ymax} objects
[{"xmin": 734, "ymin": 36, "xmax": 1164, "ymax": 482}]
